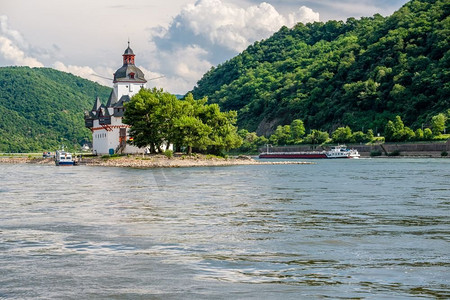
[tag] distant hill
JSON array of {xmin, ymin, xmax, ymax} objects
[
  {"xmin": 191, "ymin": 0, "xmax": 449, "ymax": 135},
  {"xmin": 0, "ymin": 67, "xmax": 111, "ymax": 152}
]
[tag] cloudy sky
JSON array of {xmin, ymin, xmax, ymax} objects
[{"xmin": 1, "ymin": 0, "xmax": 408, "ymax": 94}]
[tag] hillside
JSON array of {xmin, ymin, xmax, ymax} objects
[
  {"xmin": 191, "ymin": 0, "xmax": 450, "ymax": 135},
  {"xmin": 0, "ymin": 67, "xmax": 111, "ymax": 152}
]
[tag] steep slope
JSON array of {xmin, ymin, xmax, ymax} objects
[
  {"xmin": 0, "ymin": 67, "xmax": 111, "ymax": 152},
  {"xmin": 191, "ymin": 0, "xmax": 449, "ymax": 135}
]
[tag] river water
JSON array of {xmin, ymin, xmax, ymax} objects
[{"xmin": 0, "ymin": 158, "xmax": 449, "ymax": 299}]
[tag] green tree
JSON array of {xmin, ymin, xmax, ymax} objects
[
  {"xmin": 199, "ymin": 102, "xmax": 242, "ymax": 154},
  {"xmin": 269, "ymin": 125, "xmax": 291, "ymax": 145},
  {"xmin": 385, "ymin": 116, "xmax": 415, "ymax": 141},
  {"xmin": 384, "ymin": 120, "xmax": 396, "ymax": 141},
  {"xmin": 423, "ymin": 128, "xmax": 433, "ymax": 140},
  {"xmin": 290, "ymin": 119, "xmax": 305, "ymax": 143},
  {"xmin": 304, "ymin": 130, "xmax": 329, "ymax": 144},
  {"xmin": 332, "ymin": 126, "xmax": 352, "ymax": 143},
  {"xmin": 124, "ymin": 89, "xmax": 241, "ymax": 155},
  {"xmin": 414, "ymin": 128, "xmax": 424, "ymax": 140},
  {"xmin": 123, "ymin": 88, "xmax": 169, "ymax": 153},
  {"xmin": 430, "ymin": 113, "xmax": 447, "ymax": 135},
  {"xmin": 351, "ymin": 131, "xmax": 367, "ymax": 143},
  {"xmin": 174, "ymin": 116, "xmax": 211, "ymax": 155},
  {"xmin": 366, "ymin": 129, "xmax": 374, "ymax": 141}
]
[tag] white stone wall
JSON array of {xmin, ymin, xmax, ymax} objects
[
  {"xmin": 115, "ymin": 82, "xmax": 145, "ymax": 99},
  {"xmin": 91, "ymin": 82, "xmax": 148, "ymax": 155}
]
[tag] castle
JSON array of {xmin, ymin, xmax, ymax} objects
[{"xmin": 84, "ymin": 43, "xmax": 147, "ymax": 155}]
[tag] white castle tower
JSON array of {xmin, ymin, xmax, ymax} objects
[{"xmin": 84, "ymin": 43, "xmax": 147, "ymax": 155}]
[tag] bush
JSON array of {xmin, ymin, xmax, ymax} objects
[
  {"xmin": 163, "ymin": 149, "xmax": 173, "ymax": 159},
  {"xmin": 441, "ymin": 151, "xmax": 448, "ymax": 157},
  {"xmin": 370, "ymin": 150, "xmax": 382, "ymax": 157},
  {"xmin": 388, "ymin": 150, "xmax": 401, "ymax": 156}
]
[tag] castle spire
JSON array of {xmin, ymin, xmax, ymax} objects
[{"xmin": 123, "ymin": 41, "xmax": 135, "ymax": 65}]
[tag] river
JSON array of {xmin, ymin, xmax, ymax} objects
[{"xmin": 0, "ymin": 158, "xmax": 449, "ymax": 299}]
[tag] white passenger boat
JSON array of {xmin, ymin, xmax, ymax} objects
[{"xmin": 55, "ymin": 148, "xmax": 75, "ymax": 166}]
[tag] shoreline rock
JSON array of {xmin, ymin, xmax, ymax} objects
[{"xmin": 0, "ymin": 155, "xmax": 314, "ymax": 168}]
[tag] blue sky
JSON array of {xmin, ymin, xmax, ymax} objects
[{"xmin": 0, "ymin": 0, "xmax": 409, "ymax": 93}]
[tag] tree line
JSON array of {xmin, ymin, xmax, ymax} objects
[
  {"xmin": 236, "ymin": 112, "xmax": 449, "ymax": 153},
  {"xmin": 123, "ymin": 88, "xmax": 242, "ymax": 155}
]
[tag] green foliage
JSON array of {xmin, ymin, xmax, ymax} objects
[
  {"xmin": 370, "ymin": 150, "xmax": 383, "ymax": 157},
  {"xmin": 304, "ymin": 130, "xmax": 330, "ymax": 145},
  {"xmin": 163, "ymin": 149, "xmax": 174, "ymax": 159},
  {"xmin": 388, "ymin": 150, "xmax": 401, "ymax": 156},
  {"xmin": 332, "ymin": 126, "xmax": 352, "ymax": 143},
  {"xmin": 385, "ymin": 115, "xmax": 416, "ymax": 141},
  {"xmin": 423, "ymin": 128, "xmax": 433, "ymax": 139},
  {"xmin": 352, "ymin": 131, "xmax": 368, "ymax": 143},
  {"xmin": 235, "ymin": 129, "xmax": 268, "ymax": 153},
  {"xmin": 0, "ymin": 66, "xmax": 111, "ymax": 152},
  {"xmin": 441, "ymin": 151, "xmax": 448, "ymax": 157},
  {"xmin": 269, "ymin": 125, "xmax": 291, "ymax": 145},
  {"xmin": 290, "ymin": 119, "xmax": 306, "ymax": 143},
  {"xmin": 431, "ymin": 113, "xmax": 447, "ymax": 135},
  {"xmin": 123, "ymin": 88, "xmax": 242, "ymax": 155},
  {"xmin": 190, "ymin": 0, "xmax": 450, "ymax": 136},
  {"xmin": 414, "ymin": 128, "xmax": 424, "ymax": 140}
]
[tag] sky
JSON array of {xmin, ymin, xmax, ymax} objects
[{"xmin": 0, "ymin": 0, "xmax": 409, "ymax": 94}]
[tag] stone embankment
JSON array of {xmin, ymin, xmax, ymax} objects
[
  {"xmin": 263, "ymin": 141, "xmax": 450, "ymax": 158},
  {"xmin": 0, "ymin": 155, "xmax": 314, "ymax": 168}
]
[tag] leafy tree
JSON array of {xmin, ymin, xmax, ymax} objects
[
  {"xmin": 290, "ymin": 119, "xmax": 305, "ymax": 143},
  {"xmin": 366, "ymin": 129, "xmax": 374, "ymax": 141},
  {"xmin": 304, "ymin": 130, "xmax": 329, "ymax": 145},
  {"xmin": 384, "ymin": 120, "xmax": 396, "ymax": 141},
  {"xmin": 236, "ymin": 129, "xmax": 268, "ymax": 153},
  {"xmin": 430, "ymin": 113, "xmax": 447, "ymax": 135},
  {"xmin": 385, "ymin": 115, "xmax": 415, "ymax": 141},
  {"xmin": 332, "ymin": 126, "xmax": 352, "ymax": 143},
  {"xmin": 123, "ymin": 88, "xmax": 173, "ymax": 153},
  {"xmin": 124, "ymin": 89, "xmax": 241, "ymax": 155},
  {"xmin": 423, "ymin": 128, "xmax": 433, "ymax": 140},
  {"xmin": 174, "ymin": 116, "xmax": 211, "ymax": 155},
  {"xmin": 269, "ymin": 125, "xmax": 291, "ymax": 145},
  {"xmin": 414, "ymin": 128, "xmax": 424, "ymax": 140},
  {"xmin": 351, "ymin": 131, "xmax": 367, "ymax": 143}
]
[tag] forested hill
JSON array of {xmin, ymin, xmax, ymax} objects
[
  {"xmin": 0, "ymin": 67, "xmax": 111, "ymax": 152},
  {"xmin": 191, "ymin": 0, "xmax": 449, "ymax": 135}
]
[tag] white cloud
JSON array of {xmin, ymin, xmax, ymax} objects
[
  {"xmin": 0, "ymin": 15, "xmax": 43, "ymax": 68},
  {"xmin": 0, "ymin": 36, "xmax": 44, "ymax": 68},
  {"xmin": 148, "ymin": 0, "xmax": 320, "ymax": 93},
  {"xmin": 288, "ymin": 6, "xmax": 320, "ymax": 26},
  {"xmin": 52, "ymin": 61, "xmax": 113, "ymax": 86},
  {"xmin": 1, "ymin": 1, "xmax": 320, "ymax": 93},
  {"xmin": 155, "ymin": 0, "xmax": 319, "ymax": 54}
]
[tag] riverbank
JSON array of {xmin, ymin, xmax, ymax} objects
[
  {"xmin": 0, "ymin": 154, "xmax": 314, "ymax": 168},
  {"xmin": 262, "ymin": 140, "xmax": 450, "ymax": 158}
]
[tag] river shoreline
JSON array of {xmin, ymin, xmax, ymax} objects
[{"xmin": 0, "ymin": 155, "xmax": 314, "ymax": 168}]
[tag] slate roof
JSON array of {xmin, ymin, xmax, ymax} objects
[
  {"xmin": 124, "ymin": 46, "xmax": 134, "ymax": 55},
  {"xmin": 106, "ymin": 90, "xmax": 118, "ymax": 107},
  {"xmin": 114, "ymin": 95, "xmax": 131, "ymax": 107},
  {"xmin": 113, "ymin": 64, "xmax": 146, "ymax": 83},
  {"xmin": 92, "ymin": 96, "xmax": 102, "ymax": 111}
]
